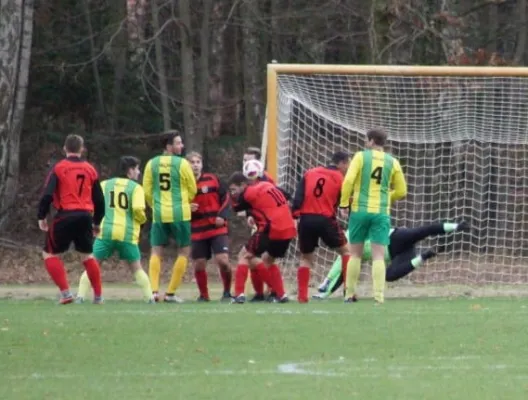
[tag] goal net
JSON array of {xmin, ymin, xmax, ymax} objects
[{"xmin": 268, "ymin": 65, "xmax": 528, "ymax": 293}]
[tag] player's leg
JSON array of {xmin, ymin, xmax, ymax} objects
[
  {"xmin": 149, "ymin": 222, "xmax": 169, "ymax": 301},
  {"xmin": 312, "ymin": 257, "xmax": 345, "ymax": 300},
  {"xmin": 117, "ymin": 242, "xmax": 154, "ymax": 302},
  {"xmin": 236, "ymin": 240, "xmax": 265, "ymax": 302},
  {"xmin": 211, "ymin": 235, "xmax": 232, "ymax": 300},
  {"xmin": 297, "ymin": 216, "xmax": 320, "ymax": 303},
  {"xmin": 368, "ymin": 214, "xmax": 392, "ymax": 304},
  {"xmin": 42, "ymin": 216, "xmax": 74, "ymax": 304},
  {"xmin": 247, "ymin": 217, "xmax": 267, "ymax": 299},
  {"xmin": 74, "ymin": 215, "xmax": 104, "ymax": 304},
  {"xmin": 192, "ymin": 239, "xmax": 211, "ymax": 301},
  {"xmin": 76, "ymin": 238, "xmax": 113, "ymax": 303},
  {"xmin": 321, "ymin": 217, "xmax": 350, "ymax": 296},
  {"xmin": 264, "ymin": 240, "xmax": 291, "ymax": 303},
  {"xmin": 385, "ymin": 248, "xmax": 437, "ymax": 282},
  {"xmin": 345, "ymin": 212, "xmax": 368, "ymax": 302},
  {"xmin": 165, "ymin": 221, "xmax": 191, "ymax": 303}
]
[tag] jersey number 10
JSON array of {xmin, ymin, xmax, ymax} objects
[{"xmin": 109, "ymin": 191, "xmax": 129, "ymax": 209}]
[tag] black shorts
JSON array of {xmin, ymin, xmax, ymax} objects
[
  {"xmin": 44, "ymin": 212, "xmax": 94, "ymax": 255},
  {"xmin": 298, "ymin": 214, "xmax": 347, "ymax": 254},
  {"xmin": 191, "ymin": 235, "xmax": 229, "ymax": 260},
  {"xmin": 246, "ymin": 231, "xmax": 292, "ymax": 259}
]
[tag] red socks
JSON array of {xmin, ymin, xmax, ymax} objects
[
  {"xmin": 219, "ymin": 267, "xmax": 232, "ymax": 293},
  {"xmin": 234, "ymin": 264, "xmax": 249, "ymax": 296},
  {"xmin": 250, "ymin": 269, "xmax": 264, "ymax": 296},
  {"xmin": 195, "ymin": 270, "xmax": 209, "ymax": 299},
  {"xmin": 44, "ymin": 257, "xmax": 69, "ymax": 291},
  {"xmin": 267, "ymin": 264, "xmax": 285, "ymax": 298},
  {"xmin": 297, "ymin": 266, "xmax": 310, "ymax": 303},
  {"xmin": 83, "ymin": 258, "xmax": 102, "ymax": 297},
  {"xmin": 341, "ymin": 254, "xmax": 350, "ymax": 291}
]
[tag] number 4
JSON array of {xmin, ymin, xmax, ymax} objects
[{"xmin": 370, "ymin": 166, "xmax": 382, "ymax": 185}]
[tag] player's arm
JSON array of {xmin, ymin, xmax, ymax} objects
[
  {"xmin": 142, "ymin": 160, "xmax": 153, "ymax": 207},
  {"xmin": 277, "ymin": 186, "xmax": 292, "ymax": 201},
  {"xmin": 390, "ymin": 160, "xmax": 407, "ymax": 203},
  {"xmin": 231, "ymin": 190, "xmax": 251, "ymax": 213},
  {"xmin": 37, "ymin": 169, "xmax": 58, "ymax": 220},
  {"xmin": 217, "ymin": 178, "xmax": 230, "ymax": 220},
  {"xmin": 91, "ymin": 179, "xmax": 105, "ymax": 226},
  {"xmin": 340, "ymin": 152, "xmax": 362, "ymax": 208},
  {"xmin": 181, "ymin": 160, "xmax": 197, "ymax": 203},
  {"xmin": 291, "ymin": 175, "xmax": 306, "ymax": 218},
  {"xmin": 132, "ymin": 185, "xmax": 147, "ymax": 225}
]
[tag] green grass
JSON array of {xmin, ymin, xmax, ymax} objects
[{"xmin": 0, "ymin": 298, "xmax": 528, "ymax": 400}]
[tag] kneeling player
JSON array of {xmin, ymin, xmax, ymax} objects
[
  {"xmin": 187, "ymin": 152, "xmax": 232, "ymax": 302},
  {"xmin": 314, "ymin": 221, "xmax": 470, "ymax": 299},
  {"xmin": 76, "ymin": 156, "xmax": 154, "ymax": 303},
  {"xmin": 228, "ymin": 172, "xmax": 295, "ymax": 303},
  {"xmin": 292, "ymin": 151, "xmax": 351, "ymax": 303}
]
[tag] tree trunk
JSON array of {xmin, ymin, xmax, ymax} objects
[
  {"xmin": 198, "ymin": 0, "xmax": 213, "ymax": 141},
  {"xmin": 179, "ymin": 0, "xmax": 200, "ymax": 152},
  {"xmin": 0, "ymin": 0, "xmax": 34, "ymax": 231},
  {"xmin": 513, "ymin": 0, "xmax": 527, "ymax": 65},
  {"xmin": 487, "ymin": 1, "xmax": 498, "ymax": 54}
]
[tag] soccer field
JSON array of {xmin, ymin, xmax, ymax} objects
[{"xmin": 0, "ymin": 292, "xmax": 527, "ymax": 400}]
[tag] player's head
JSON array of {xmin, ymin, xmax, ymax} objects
[
  {"xmin": 63, "ymin": 134, "xmax": 84, "ymax": 156},
  {"xmin": 228, "ymin": 172, "xmax": 249, "ymax": 197},
  {"xmin": 330, "ymin": 151, "xmax": 350, "ymax": 174},
  {"xmin": 162, "ymin": 130, "xmax": 184, "ymax": 155},
  {"xmin": 366, "ymin": 128, "xmax": 387, "ymax": 148},
  {"xmin": 119, "ymin": 156, "xmax": 141, "ymax": 181},
  {"xmin": 243, "ymin": 147, "xmax": 261, "ymax": 163},
  {"xmin": 186, "ymin": 151, "xmax": 203, "ymax": 177}
]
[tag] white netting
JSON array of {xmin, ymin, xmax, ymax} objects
[{"xmin": 274, "ymin": 72, "xmax": 528, "ymax": 287}]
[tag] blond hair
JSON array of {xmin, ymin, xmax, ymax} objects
[{"xmin": 186, "ymin": 151, "xmax": 202, "ymax": 161}]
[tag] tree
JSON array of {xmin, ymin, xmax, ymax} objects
[{"xmin": 0, "ymin": 0, "xmax": 34, "ymax": 231}]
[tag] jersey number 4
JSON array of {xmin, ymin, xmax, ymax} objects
[
  {"xmin": 109, "ymin": 191, "xmax": 129, "ymax": 209},
  {"xmin": 370, "ymin": 166, "xmax": 383, "ymax": 185}
]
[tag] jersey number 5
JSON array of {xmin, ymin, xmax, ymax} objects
[
  {"xmin": 370, "ymin": 166, "xmax": 383, "ymax": 185},
  {"xmin": 159, "ymin": 173, "xmax": 171, "ymax": 191}
]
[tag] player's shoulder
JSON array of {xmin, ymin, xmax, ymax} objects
[{"xmin": 200, "ymin": 172, "xmax": 219, "ymax": 182}]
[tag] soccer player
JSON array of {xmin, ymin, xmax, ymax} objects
[
  {"xmin": 228, "ymin": 172, "xmax": 295, "ymax": 303},
  {"xmin": 292, "ymin": 151, "xmax": 351, "ymax": 303},
  {"xmin": 187, "ymin": 152, "xmax": 232, "ymax": 301},
  {"xmin": 75, "ymin": 156, "xmax": 154, "ymax": 303},
  {"xmin": 314, "ymin": 221, "xmax": 470, "ymax": 299},
  {"xmin": 143, "ymin": 132, "xmax": 197, "ymax": 303},
  {"xmin": 37, "ymin": 134, "xmax": 105, "ymax": 304},
  {"xmin": 340, "ymin": 128, "xmax": 407, "ymax": 304}
]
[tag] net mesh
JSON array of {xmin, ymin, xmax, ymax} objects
[{"xmin": 274, "ymin": 73, "xmax": 528, "ymax": 287}]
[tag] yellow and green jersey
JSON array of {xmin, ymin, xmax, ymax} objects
[
  {"xmin": 142, "ymin": 155, "xmax": 197, "ymax": 223},
  {"xmin": 99, "ymin": 178, "xmax": 147, "ymax": 244},
  {"xmin": 340, "ymin": 149, "xmax": 407, "ymax": 214}
]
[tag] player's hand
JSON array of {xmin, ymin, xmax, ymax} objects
[
  {"xmin": 215, "ymin": 217, "xmax": 225, "ymax": 227},
  {"xmin": 92, "ymin": 225, "xmax": 101, "ymax": 236},
  {"xmin": 339, "ymin": 208, "xmax": 349, "ymax": 221},
  {"xmin": 191, "ymin": 203, "xmax": 199, "ymax": 212},
  {"xmin": 38, "ymin": 219, "xmax": 48, "ymax": 232},
  {"xmin": 247, "ymin": 216, "xmax": 255, "ymax": 227}
]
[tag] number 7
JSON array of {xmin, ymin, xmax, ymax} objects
[{"xmin": 76, "ymin": 174, "xmax": 85, "ymax": 196}]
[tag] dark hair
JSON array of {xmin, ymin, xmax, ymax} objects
[
  {"xmin": 64, "ymin": 134, "xmax": 84, "ymax": 153},
  {"xmin": 331, "ymin": 151, "xmax": 349, "ymax": 165},
  {"xmin": 119, "ymin": 156, "xmax": 140, "ymax": 177},
  {"xmin": 244, "ymin": 146, "xmax": 261, "ymax": 160},
  {"xmin": 366, "ymin": 129, "xmax": 387, "ymax": 146},
  {"xmin": 162, "ymin": 130, "xmax": 182, "ymax": 149},
  {"xmin": 228, "ymin": 171, "xmax": 248, "ymax": 186}
]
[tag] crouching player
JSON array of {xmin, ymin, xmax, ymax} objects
[
  {"xmin": 187, "ymin": 152, "xmax": 232, "ymax": 302},
  {"xmin": 228, "ymin": 172, "xmax": 295, "ymax": 303},
  {"xmin": 76, "ymin": 156, "xmax": 154, "ymax": 303},
  {"xmin": 314, "ymin": 221, "xmax": 470, "ymax": 299}
]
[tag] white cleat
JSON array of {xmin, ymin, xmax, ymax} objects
[
  {"xmin": 312, "ymin": 293, "xmax": 329, "ymax": 300},
  {"xmin": 163, "ymin": 294, "xmax": 184, "ymax": 303}
]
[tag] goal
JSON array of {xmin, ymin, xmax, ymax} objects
[{"xmin": 265, "ymin": 64, "xmax": 528, "ymax": 293}]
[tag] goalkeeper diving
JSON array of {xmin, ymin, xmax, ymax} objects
[{"xmin": 314, "ymin": 221, "xmax": 470, "ymax": 300}]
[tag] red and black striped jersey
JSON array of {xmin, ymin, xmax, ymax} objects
[
  {"xmin": 191, "ymin": 173, "xmax": 229, "ymax": 240},
  {"xmin": 256, "ymin": 171, "xmax": 275, "ymax": 185}
]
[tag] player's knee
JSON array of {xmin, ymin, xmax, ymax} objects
[
  {"xmin": 215, "ymin": 254, "xmax": 230, "ymax": 269},
  {"xmin": 194, "ymin": 259, "xmax": 207, "ymax": 271},
  {"xmin": 80, "ymin": 253, "xmax": 95, "ymax": 263},
  {"xmin": 178, "ymin": 246, "xmax": 191, "ymax": 258},
  {"xmin": 42, "ymin": 251, "xmax": 53, "ymax": 260},
  {"xmin": 151, "ymin": 246, "xmax": 163, "ymax": 257},
  {"xmin": 127, "ymin": 260, "xmax": 142, "ymax": 272},
  {"xmin": 300, "ymin": 253, "xmax": 313, "ymax": 267}
]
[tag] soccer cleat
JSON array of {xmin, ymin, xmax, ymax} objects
[
  {"xmin": 266, "ymin": 292, "xmax": 278, "ymax": 302},
  {"xmin": 197, "ymin": 296, "xmax": 210, "ymax": 302},
  {"xmin": 59, "ymin": 295, "xmax": 74, "ymax": 305},
  {"xmin": 231, "ymin": 294, "xmax": 246, "ymax": 304},
  {"xmin": 74, "ymin": 296, "xmax": 85, "ymax": 304},
  {"xmin": 344, "ymin": 295, "xmax": 358, "ymax": 303},
  {"xmin": 312, "ymin": 293, "xmax": 329, "ymax": 300},
  {"xmin": 250, "ymin": 294, "xmax": 265, "ymax": 302},
  {"xmin": 273, "ymin": 295, "xmax": 289, "ymax": 303},
  {"xmin": 457, "ymin": 221, "xmax": 470, "ymax": 232},
  {"xmin": 164, "ymin": 294, "xmax": 184, "ymax": 303},
  {"xmin": 318, "ymin": 279, "xmax": 330, "ymax": 293},
  {"xmin": 93, "ymin": 296, "xmax": 104, "ymax": 305},
  {"xmin": 220, "ymin": 291, "xmax": 232, "ymax": 302},
  {"xmin": 147, "ymin": 298, "xmax": 156, "ymax": 304},
  {"xmin": 152, "ymin": 292, "xmax": 160, "ymax": 303}
]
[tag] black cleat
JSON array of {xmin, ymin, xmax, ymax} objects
[
  {"xmin": 220, "ymin": 291, "xmax": 232, "ymax": 302},
  {"xmin": 197, "ymin": 296, "xmax": 210, "ymax": 302},
  {"xmin": 457, "ymin": 221, "xmax": 470, "ymax": 232},
  {"xmin": 273, "ymin": 295, "xmax": 289, "ymax": 303},
  {"xmin": 231, "ymin": 295, "xmax": 246, "ymax": 304},
  {"xmin": 250, "ymin": 294, "xmax": 266, "ymax": 302},
  {"xmin": 344, "ymin": 295, "xmax": 358, "ymax": 303},
  {"xmin": 266, "ymin": 292, "xmax": 277, "ymax": 302},
  {"xmin": 421, "ymin": 249, "xmax": 437, "ymax": 261}
]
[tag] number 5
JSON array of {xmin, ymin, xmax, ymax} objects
[{"xmin": 159, "ymin": 173, "xmax": 171, "ymax": 191}]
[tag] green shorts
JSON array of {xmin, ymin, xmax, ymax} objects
[
  {"xmin": 93, "ymin": 238, "xmax": 141, "ymax": 262},
  {"xmin": 150, "ymin": 221, "xmax": 191, "ymax": 247},
  {"xmin": 348, "ymin": 211, "xmax": 391, "ymax": 245}
]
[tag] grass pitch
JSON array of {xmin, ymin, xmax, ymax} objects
[{"xmin": 0, "ymin": 290, "xmax": 527, "ymax": 400}]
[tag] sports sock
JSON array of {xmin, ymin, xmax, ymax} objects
[
  {"xmin": 44, "ymin": 257, "xmax": 69, "ymax": 291},
  {"xmin": 249, "ymin": 269, "xmax": 264, "ymax": 296},
  {"xmin": 234, "ymin": 264, "xmax": 249, "ymax": 296},
  {"xmin": 83, "ymin": 258, "xmax": 102, "ymax": 297},
  {"xmin": 166, "ymin": 256, "xmax": 188, "ymax": 294},
  {"xmin": 134, "ymin": 269, "xmax": 153, "ymax": 300},
  {"xmin": 327, "ymin": 257, "xmax": 343, "ymax": 281},
  {"xmin": 297, "ymin": 266, "xmax": 310, "ymax": 302},
  {"xmin": 219, "ymin": 267, "xmax": 232, "ymax": 293},
  {"xmin": 148, "ymin": 255, "xmax": 161, "ymax": 292},
  {"xmin": 194, "ymin": 270, "xmax": 209, "ymax": 299},
  {"xmin": 254, "ymin": 263, "xmax": 271, "ymax": 287},
  {"xmin": 77, "ymin": 271, "xmax": 91, "ymax": 298},
  {"xmin": 443, "ymin": 223, "xmax": 458, "ymax": 233},
  {"xmin": 345, "ymin": 257, "xmax": 361, "ymax": 298},
  {"xmin": 341, "ymin": 255, "xmax": 350, "ymax": 290},
  {"xmin": 267, "ymin": 264, "xmax": 285, "ymax": 298},
  {"xmin": 372, "ymin": 259, "xmax": 386, "ymax": 303}
]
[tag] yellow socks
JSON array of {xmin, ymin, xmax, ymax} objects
[
  {"xmin": 166, "ymin": 256, "xmax": 188, "ymax": 294},
  {"xmin": 372, "ymin": 259, "xmax": 386, "ymax": 303},
  {"xmin": 148, "ymin": 255, "xmax": 161, "ymax": 292},
  {"xmin": 77, "ymin": 271, "xmax": 91, "ymax": 299},
  {"xmin": 135, "ymin": 269, "xmax": 153, "ymax": 300},
  {"xmin": 345, "ymin": 257, "xmax": 361, "ymax": 298}
]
